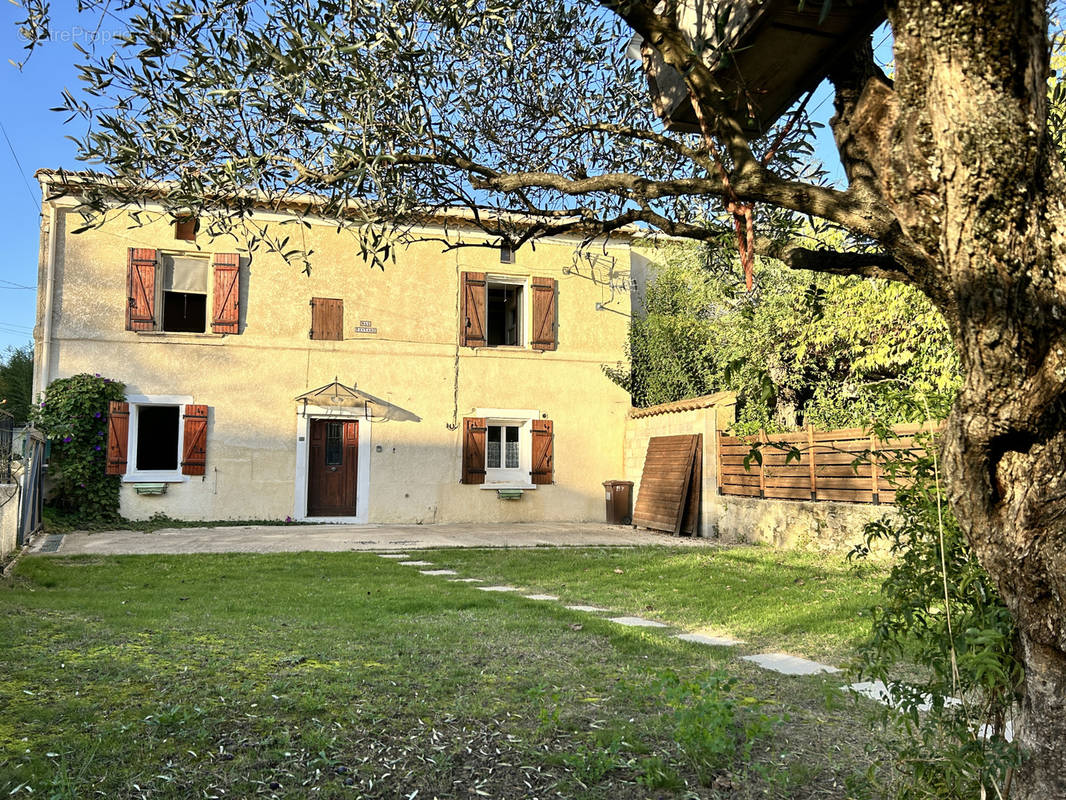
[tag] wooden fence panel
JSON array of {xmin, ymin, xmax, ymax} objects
[{"xmin": 717, "ymin": 422, "xmax": 941, "ymax": 505}]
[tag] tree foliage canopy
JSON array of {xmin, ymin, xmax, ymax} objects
[
  {"xmin": 17, "ymin": 0, "xmax": 825, "ymax": 267},
  {"xmin": 611, "ymin": 245, "xmax": 959, "ymax": 432}
]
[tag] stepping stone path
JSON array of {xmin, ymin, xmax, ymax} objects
[
  {"xmin": 387, "ymin": 556, "xmax": 870, "ymax": 692},
  {"xmin": 609, "ymin": 616, "xmax": 668, "ymax": 628},
  {"xmin": 742, "ymin": 653, "xmax": 840, "ymax": 676},
  {"xmin": 676, "ymin": 633, "xmax": 743, "ymax": 647}
]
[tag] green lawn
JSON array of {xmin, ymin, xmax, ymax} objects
[{"xmin": 1, "ymin": 547, "xmax": 889, "ymax": 799}]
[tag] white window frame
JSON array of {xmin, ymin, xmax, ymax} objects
[
  {"xmin": 484, "ymin": 274, "xmax": 528, "ymax": 348},
  {"xmin": 122, "ymin": 394, "xmax": 194, "ymax": 483},
  {"xmin": 475, "ymin": 407, "xmax": 538, "ymax": 489}
]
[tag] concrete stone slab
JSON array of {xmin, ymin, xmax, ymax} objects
[
  {"xmin": 844, "ymin": 681, "xmax": 960, "ymax": 714},
  {"xmin": 398, "ymin": 560, "xmax": 434, "ymax": 566},
  {"xmin": 47, "ymin": 522, "xmax": 725, "ymax": 556},
  {"xmin": 448, "ymin": 578, "xmax": 484, "ymax": 583},
  {"xmin": 419, "ymin": 569, "xmax": 458, "ymax": 576},
  {"xmin": 377, "ymin": 553, "xmax": 411, "ymax": 559},
  {"xmin": 609, "ymin": 616, "xmax": 668, "ymax": 628},
  {"xmin": 566, "ymin": 605, "xmax": 608, "ymax": 613},
  {"xmin": 743, "ymin": 653, "xmax": 840, "ymax": 675},
  {"xmin": 676, "ymin": 633, "xmax": 743, "ymax": 647},
  {"xmin": 477, "ymin": 585, "xmax": 519, "ymax": 592},
  {"xmin": 523, "ymin": 594, "xmax": 559, "ymax": 601}
]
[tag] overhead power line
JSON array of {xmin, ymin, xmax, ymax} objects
[{"xmin": 0, "ymin": 118, "xmax": 42, "ymax": 215}]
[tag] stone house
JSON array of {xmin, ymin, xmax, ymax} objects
[{"xmin": 32, "ymin": 171, "xmax": 637, "ymax": 524}]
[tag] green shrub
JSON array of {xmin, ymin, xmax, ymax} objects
[
  {"xmin": 657, "ymin": 669, "xmax": 779, "ymax": 786},
  {"xmin": 32, "ymin": 373, "xmax": 126, "ymax": 521},
  {"xmin": 850, "ymin": 431, "xmax": 1022, "ymax": 798}
]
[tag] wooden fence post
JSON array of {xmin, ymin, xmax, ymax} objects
[
  {"xmin": 807, "ymin": 424, "xmax": 817, "ymax": 501},
  {"xmin": 716, "ymin": 429, "xmax": 723, "ymax": 496},
  {"xmin": 870, "ymin": 432, "xmax": 880, "ymax": 505},
  {"xmin": 758, "ymin": 428, "xmax": 767, "ymax": 499}
]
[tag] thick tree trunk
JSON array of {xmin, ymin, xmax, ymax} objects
[{"xmin": 838, "ymin": 2, "xmax": 1066, "ymax": 796}]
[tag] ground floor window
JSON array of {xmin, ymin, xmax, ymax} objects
[
  {"xmin": 462, "ymin": 410, "xmax": 554, "ymax": 487},
  {"xmin": 486, "ymin": 424, "xmax": 520, "ymax": 470},
  {"xmin": 135, "ymin": 405, "xmax": 180, "ymax": 471}
]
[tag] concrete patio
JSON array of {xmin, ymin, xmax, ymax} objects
[{"xmin": 33, "ymin": 521, "xmax": 722, "ymax": 556}]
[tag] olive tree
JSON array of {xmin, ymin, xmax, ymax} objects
[{"xmin": 13, "ymin": 0, "xmax": 1066, "ymax": 794}]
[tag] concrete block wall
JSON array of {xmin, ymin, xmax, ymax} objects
[
  {"xmin": 716, "ymin": 494, "xmax": 899, "ymax": 551},
  {"xmin": 0, "ymin": 482, "xmax": 18, "ymax": 560},
  {"xmin": 623, "ymin": 392, "xmax": 736, "ymax": 537}
]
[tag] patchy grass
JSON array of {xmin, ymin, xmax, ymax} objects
[
  {"xmin": 425, "ymin": 545, "xmax": 881, "ymax": 664},
  {"xmin": 42, "ymin": 506, "xmax": 310, "ymax": 534},
  {"xmin": 1, "ymin": 550, "xmax": 889, "ymax": 799}
]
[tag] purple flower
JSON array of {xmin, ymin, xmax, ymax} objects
[
  {"xmin": 94, "ymin": 373, "xmax": 100, "ymax": 377},
  {"xmin": 79, "ymin": 482, "xmax": 85, "ymax": 488},
  {"xmin": 62, "ymin": 436, "xmax": 72, "ymax": 443},
  {"xmin": 94, "ymin": 445, "xmax": 102, "ymax": 451},
  {"xmin": 94, "ymin": 412, "xmax": 102, "ymax": 419}
]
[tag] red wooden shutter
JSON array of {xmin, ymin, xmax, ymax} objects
[
  {"xmin": 105, "ymin": 401, "xmax": 129, "ymax": 475},
  {"xmin": 461, "ymin": 417, "xmax": 486, "ymax": 484},
  {"xmin": 531, "ymin": 419, "xmax": 554, "ymax": 485},
  {"xmin": 310, "ymin": 298, "xmax": 344, "ymax": 340},
  {"xmin": 126, "ymin": 248, "xmax": 157, "ymax": 331},
  {"xmin": 530, "ymin": 277, "xmax": 557, "ymax": 351},
  {"xmin": 211, "ymin": 253, "xmax": 241, "ymax": 334},
  {"xmin": 460, "ymin": 272, "xmax": 486, "ymax": 347},
  {"xmin": 181, "ymin": 404, "xmax": 208, "ymax": 476},
  {"xmin": 175, "ymin": 218, "xmax": 197, "ymax": 241}
]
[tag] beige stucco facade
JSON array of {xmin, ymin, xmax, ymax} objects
[{"xmin": 34, "ymin": 177, "xmax": 635, "ymax": 524}]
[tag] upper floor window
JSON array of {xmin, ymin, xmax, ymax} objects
[
  {"xmin": 161, "ymin": 254, "xmax": 208, "ymax": 333},
  {"xmin": 460, "ymin": 271, "xmax": 557, "ymax": 350},
  {"xmin": 126, "ymin": 248, "xmax": 241, "ymax": 335},
  {"xmin": 487, "ymin": 280, "xmax": 523, "ymax": 346}
]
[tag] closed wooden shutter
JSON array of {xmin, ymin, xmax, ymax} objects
[
  {"xmin": 531, "ymin": 419, "xmax": 554, "ymax": 485},
  {"xmin": 530, "ymin": 276, "xmax": 557, "ymax": 351},
  {"xmin": 461, "ymin": 417, "xmax": 486, "ymax": 484},
  {"xmin": 211, "ymin": 253, "xmax": 241, "ymax": 334},
  {"xmin": 460, "ymin": 272, "xmax": 486, "ymax": 347},
  {"xmin": 175, "ymin": 218, "xmax": 197, "ymax": 241},
  {"xmin": 181, "ymin": 404, "xmax": 208, "ymax": 476},
  {"xmin": 632, "ymin": 435, "xmax": 701, "ymax": 534},
  {"xmin": 310, "ymin": 297, "xmax": 343, "ymax": 340},
  {"xmin": 126, "ymin": 248, "xmax": 157, "ymax": 331},
  {"xmin": 105, "ymin": 401, "xmax": 129, "ymax": 475}
]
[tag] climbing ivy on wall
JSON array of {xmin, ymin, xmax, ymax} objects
[{"xmin": 32, "ymin": 373, "xmax": 126, "ymax": 520}]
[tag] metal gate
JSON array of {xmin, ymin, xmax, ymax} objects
[{"xmin": 17, "ymin": 430, "xmax": 45, "ymax": 546}]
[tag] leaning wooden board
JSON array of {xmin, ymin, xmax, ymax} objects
[{"xmin": 632, "ymin": 434, "xmax": 700, "ymax": 534}]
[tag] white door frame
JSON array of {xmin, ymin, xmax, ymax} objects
[{"xmin": 294, "ymin": 404, "xmax": 371, "ymax": 523}]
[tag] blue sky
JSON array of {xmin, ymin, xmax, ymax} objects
[{"xmin": 0, "ymin": 5, "xmax": 884, "ymax": 355}]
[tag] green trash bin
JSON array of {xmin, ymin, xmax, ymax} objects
[{"xmin": 603, "ymin": 480, "xmax": 634, "ymax": 525}]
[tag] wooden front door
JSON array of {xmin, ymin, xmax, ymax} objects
[{"xmin": 308, "ymin": 419, "xmax": 358, "ymax": 516}]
